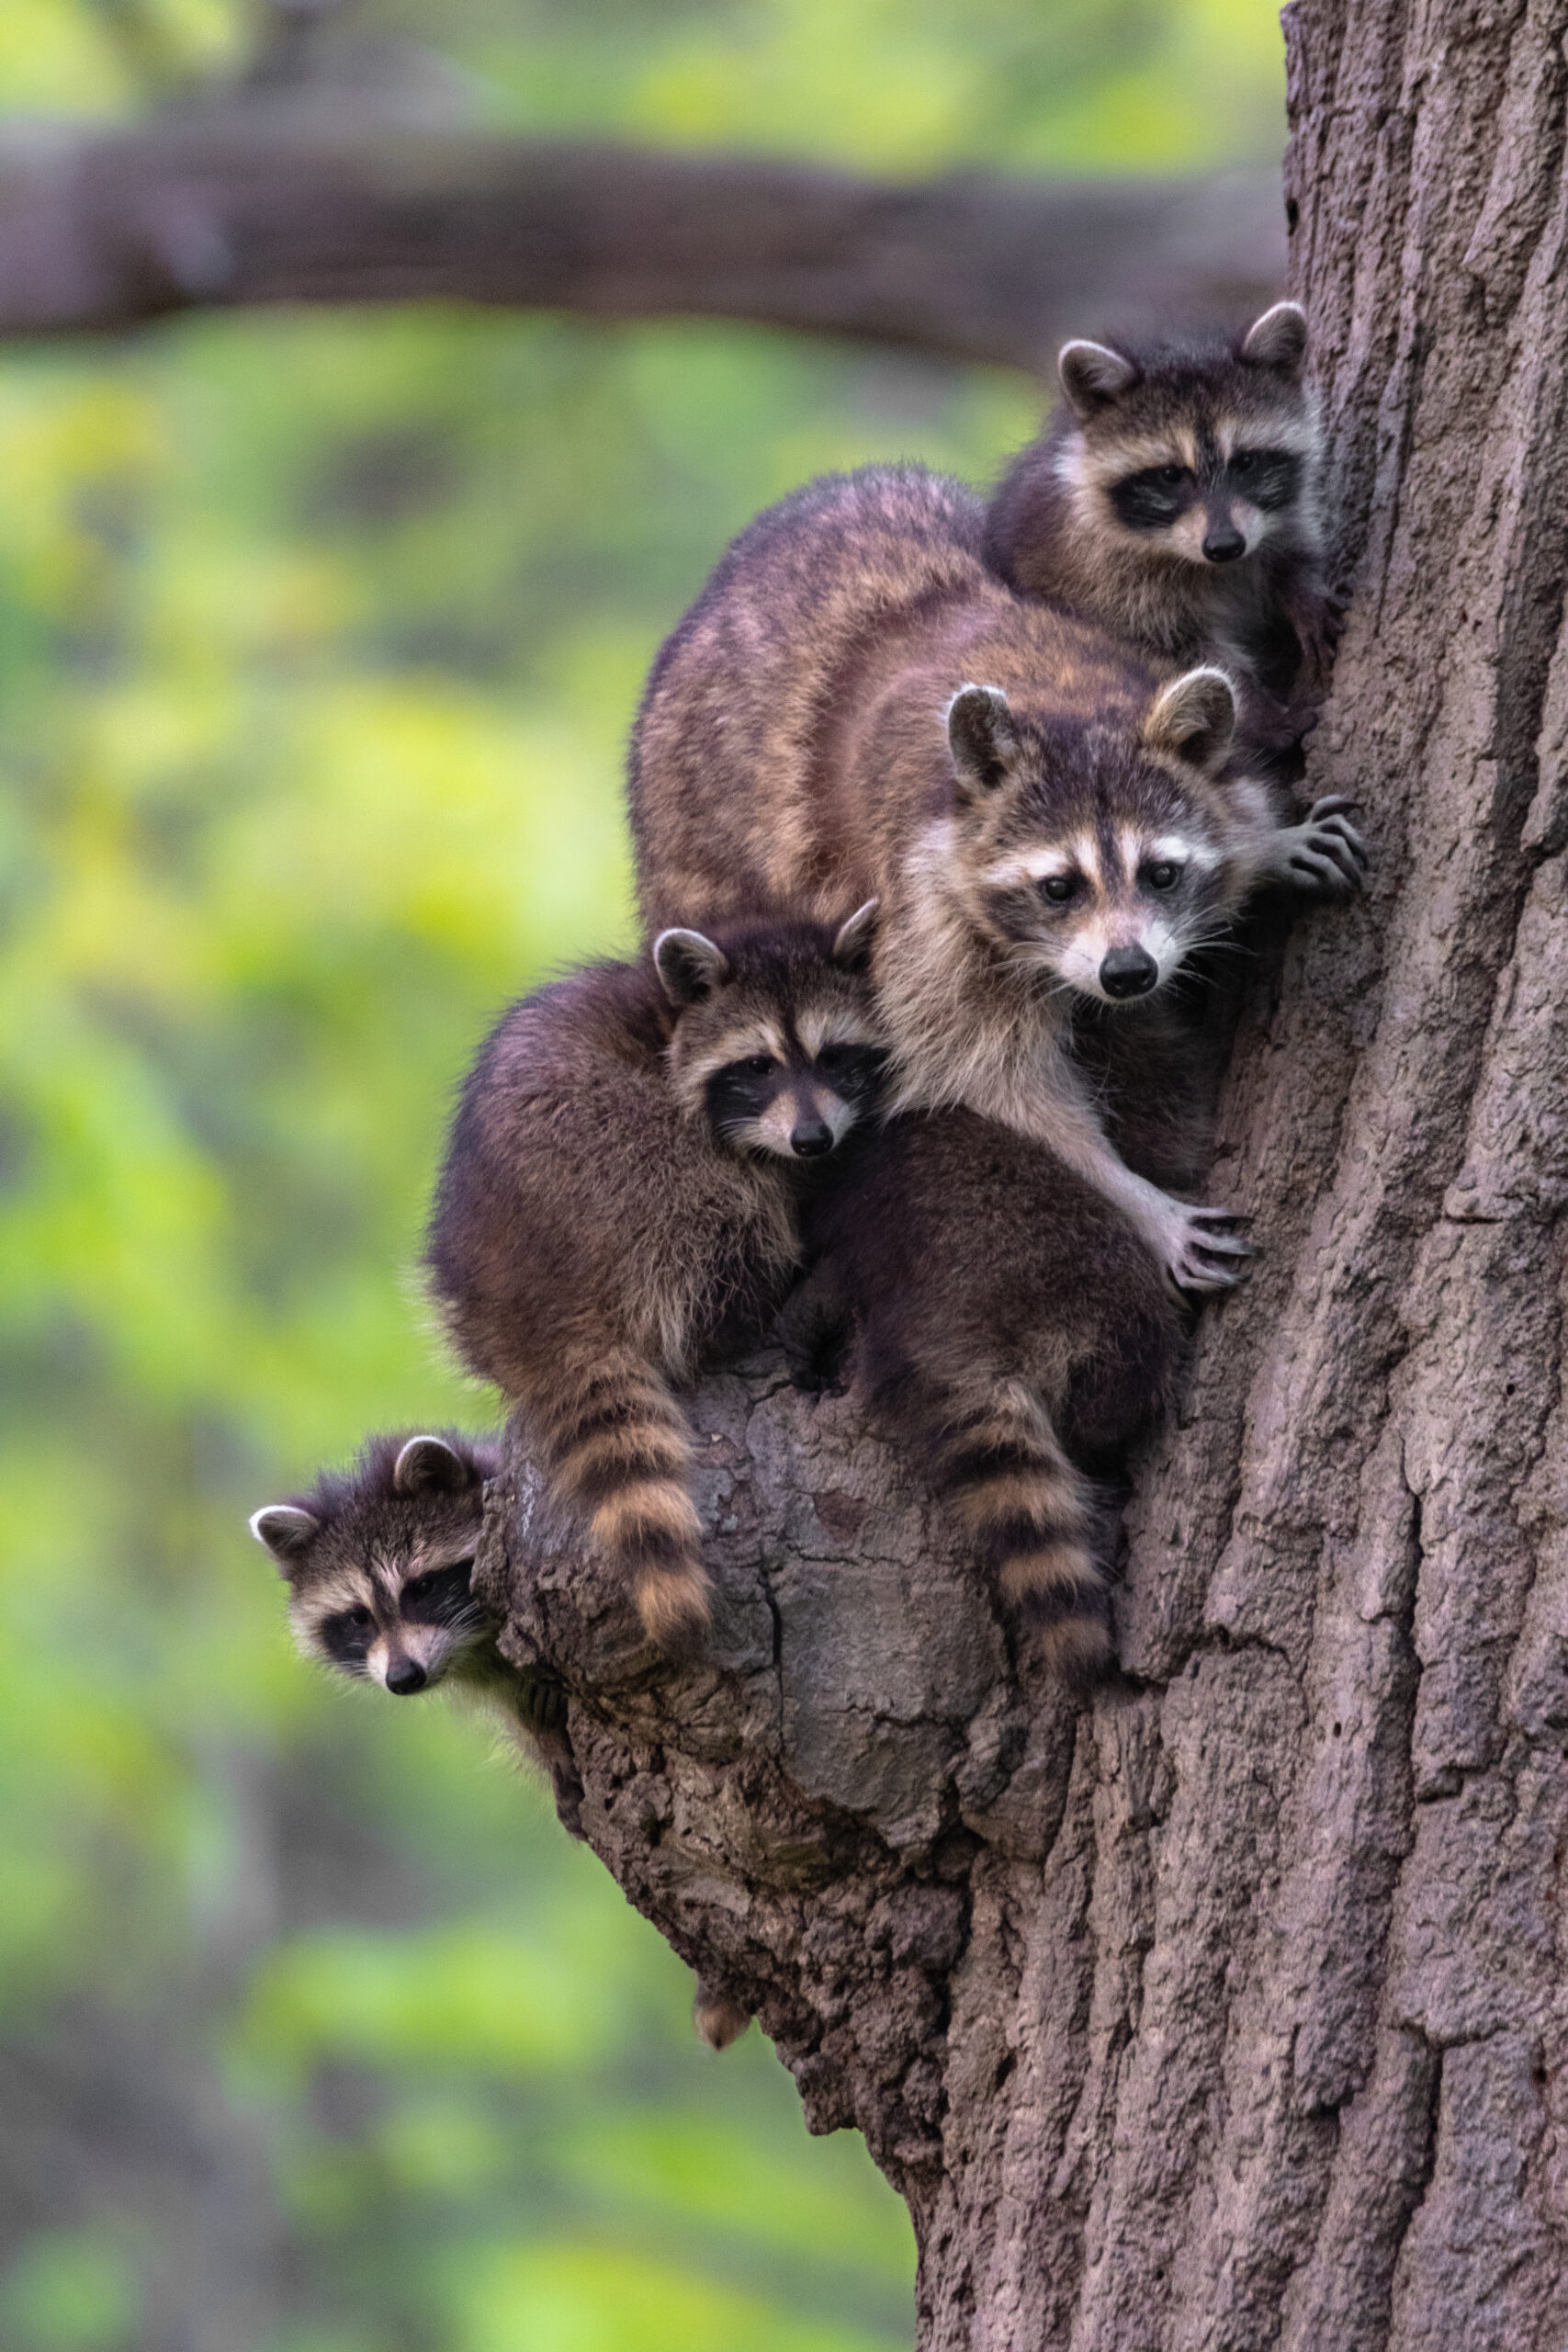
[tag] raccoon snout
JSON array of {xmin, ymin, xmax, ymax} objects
[
  {"xmin": 791, "ymin": 1117, "xmax": 834, "ymax": 1158},
  {"xmin": 1099, "ymin": 944, "xmax": 1159, "ymax": 1000},
  {"xmin": 385, "ymin": 1657, "xmax": 428, "ymax": 1695},
  {"xmin": 1201, "ymin": 514, "xmax": 1247, "ymax": 564}
]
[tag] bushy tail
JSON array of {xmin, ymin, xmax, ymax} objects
[
  {"xmin": 535, "ymin": 1347, "xmax": 712, "ymax": 1658},
  {"xmin": 933, "ymin": 1376, "xmax": 1111, "ymax": 1687}
]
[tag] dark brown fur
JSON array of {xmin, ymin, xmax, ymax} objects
[
  {"xmin": 630, "ymin": 464, "xmax": 1363, "ymax": 1295},
  {"xmin": 249, "ymin": 1429, "xmax": 585, "ymax": 1836},
  {"xmin": 425, "ymin": 917, "xmax": 883, "ymax": 1657},
  {"xmin": 983, "ymin": 303, "xmax": 1338, "ymax": 711},
  {"xmin": 786, "ymin": 1112, "xmax": 1183, "ymax": 1684}
]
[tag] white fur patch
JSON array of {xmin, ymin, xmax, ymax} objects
[
  {"xmin": 1216, "ymin": 412, "xmax": 1317, "ymax": 462},
  {"xmin": 1148, "ymin": 831, "xmax": 1219, "ymax": 876},
  {"xmin": 1166, "ymin": 508, "xmax": 1211, "ymax": 562},
  {"xmin": 1230, "ymin": 497, "xmax": 1266, "ymax": 554},
  {"xmin": 1141, "ymin": 915, "xmax": 1181, "ymax": 978},
  {"xmin": 796, "ymin": 1008, "xmax": 880, "ymax": 1058},
  {"xmin": 1056, "ymin": 930, "xmax": 1112, "ymax": 997},
  {"xmin": 983, "ymin": 846, "xmax": 1077, "ymax": 888}
]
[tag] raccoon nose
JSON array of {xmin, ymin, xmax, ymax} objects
[
  {"xmin": 386, "ymin": 1658, "xmax": 428, "ymax": 1695},
  {"xmin": 791, "ymin": 1118, "xmax": 834, "ymax": 1159},
  {"xmin": 1202, "ymin": 523, "xmax": 1247, "ymax": 563},
  {"xmin": 1100, "ymin": 945, "xmax": 1159, "ymax": 1000}
]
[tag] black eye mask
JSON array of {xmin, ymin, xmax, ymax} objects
[
  {"xmin": 1225, "ymin": 447, "xmax": 1302, "ymax": 512},
  {"xmin": 705, "ymin": 1058, "xmax": 784, "ymax": 1138},
  {"xmin": 1110, "ymin": 465, "xmax": 1196, "ymax": 532},
  {"xmin": 810, "ymin": 1043, "xmax": 887, "ymax": 1111},
  {"xmin": 321, "ymin": 1605, "xmax": 376, "ymax": 1668},
  {"xmin": 400, "ymin": 1559, "xmax": 479, "ymax": 1625}
]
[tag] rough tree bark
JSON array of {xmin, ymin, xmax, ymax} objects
[{"xmin": 479, "ymin": 2, "xmax": 1568, "ymax": 2345}]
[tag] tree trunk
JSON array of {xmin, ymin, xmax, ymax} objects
[{"xmin": 484, "ymin": 1, "xmax": 1568, "ymax": 2342}]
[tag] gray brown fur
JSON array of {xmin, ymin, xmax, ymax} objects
[
  {"xmin": 425, "ymin": 917, "xmax": 883, "ymax": 1657},
  {"xmin": 248, "ymin": 1429, "xmax": 585, "ymax": 1837},
  {"xmin": 786, "ymin": 1112, "xmax": 1183, "ymax": 1684},
  {"xmin": 630, "ymin": 463, "xmax": 1364, "ymax": 1294},
  {"xmin": 983, "ymin": 302, "xmax": 1338, "ymax": 707}
]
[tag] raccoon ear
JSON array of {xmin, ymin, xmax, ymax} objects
[
  {"xmin": 249, "ymin": 1504, "xmax": 321, "ymax": 1567},
  {"xmin": 654, "ymin": 928, "xmax": 731, "ymax": 1008},
  {"xmin": 1144, "ymin": 667, "xmax": 1237, "ymax": 773},
  {"xmin": 1241, "ymin": 300, "xmax": 1308, "ymax": 376},
  {"xmin": 830, "ymin": 899, "xmax": 879, "ymax": 969},
  {"xmin": 947, "ymin": 684, "xmax": 1020, "ymax": 799},
  {"xmin": 393, "ymin": 1434, "xmax": 473, "ymax": 1497},
  {"xmin": 1057, "ymin": 338, "xmax": 1138, "ymax": 418}
]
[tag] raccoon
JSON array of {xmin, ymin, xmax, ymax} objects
[
  {"xmin": 784, "ymin": 1108, "xmax": 1183, "ymax": 1684},
  {"xmin": 983, "ymin": 302, "xmax": 1337, "ymax": 706},
  {"xmin": 248, "ymin": 1428, "xmax": 586, "ymax": 1836},
  {"xmin": 425, "ymin": 910, "xmax": 884, "ymax": 1659},
  {"xmin": 630, "ymin": 464, "xmax": 1364, "ymax": 1295},
  {"xmin": 693, "ymin": 1978, "xmax": 752, "ymax": 2052}
]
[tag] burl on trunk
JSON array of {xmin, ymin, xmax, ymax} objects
[{"xmin": 483, "ymin": 0, "xmax": 1568, "ymax": 2342}]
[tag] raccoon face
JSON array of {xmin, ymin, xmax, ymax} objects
[
  {"xmin": 251, "ymin": 1433, "xmax": 499, "ymax": 1698},
  {"xmin": 1055, "ymin": 303, "xmax": 1317, "ymax": 571},
  {"xmin": 945, "ymin": 675, "xmax": 1235, "ymax": 1006},
  {"xmin": 655, "ymin": 908, "xmax": 887, "ymax": 1159}
]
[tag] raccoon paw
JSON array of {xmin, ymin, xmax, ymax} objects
[
  {"xmin": 1280, "ymin": 796, "xmax": 1368, "ymax": 895},
  {"xmin": 516, "ymin": 1670, "xmax": 568, "ymax": 1736},
  {"xmin": 1159, "ymin": 1202, "xmax": 1257, "ymax": 1295}
]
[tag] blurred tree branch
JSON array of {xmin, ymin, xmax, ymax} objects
[{"xmin": 0, "ymin": 110, "xmax": 1283, "ymax": 366}]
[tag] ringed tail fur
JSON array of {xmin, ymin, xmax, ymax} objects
[
  {"xmin": 937, "ymin": 1375, "xmax": 1110, "ymax": 1686},
  {"xmin": 534, "ymin": 1344, "xmax": 712, "ymax": 1655}
]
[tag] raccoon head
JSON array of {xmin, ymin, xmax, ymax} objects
[
  {"xmin": 944, "ymin": 673, "xmax": 1237, "ymax": 1005},
  {"xmin": 250, "ymin": 1430, "xmax": 502, "ymax": 1698},
  {"xmin": 1055, "ymin": 302, "xmax": 1318, "ymax": 570},
  {"xmin": 655, "ymin": 907, "xmax": 886, "ymax": 1159}
]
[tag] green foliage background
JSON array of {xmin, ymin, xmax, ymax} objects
[{"xmin": 0, "ymin": 5, "xmax": 1282, "ymax": 2346}]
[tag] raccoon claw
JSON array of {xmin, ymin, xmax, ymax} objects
[
  {"xmin": 1164, "ymin": 1206, "xmax": 1257, "ymax": 1294},
  {"xmin": 1281, "ymin": 798, "xmax": 1369, "ymax": 895}
]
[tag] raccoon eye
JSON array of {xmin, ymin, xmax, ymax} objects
[
  {"xmin": 1156, "ymin": 464, "xmax": 1187, "ymax": 486},
  {"xmin": 404, "ymin": 1564, "xmax": 470, "ymax": 1604},
  {"xmin": 1144, "ymin": 861, "xmax": 1183, "ymax": 891},
  {"xmin": 1230, "ymin": 449, "xmax": 1259, "ymax": 475},
  {"xmin": 347, "ymin": 1606, "xmax": 374, "ymax": 1628},
  {"xmin": 742, "ymin": 1055, "xmax": 775, "ymax": 1077},
  {"xmin": 1040, "ymin": 874, "xmax": 1079, "ymax": 904}
]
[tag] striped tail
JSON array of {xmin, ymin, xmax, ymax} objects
[
  {"xmin": 535, "ymin": 1348, "xmax": 713, "ymax": 1659},
  {"xmin": 934, "ymin": 1376, "xmax": 1111, "ymax": 1688}
]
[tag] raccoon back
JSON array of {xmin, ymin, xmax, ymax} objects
[
  {"xmin": 631, "ymin": 461, "xmax": 1157, "ymax": 938},
  {"xmin": 427, "ymin": 961, "xmax": 799, "ymax": 1399}
]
